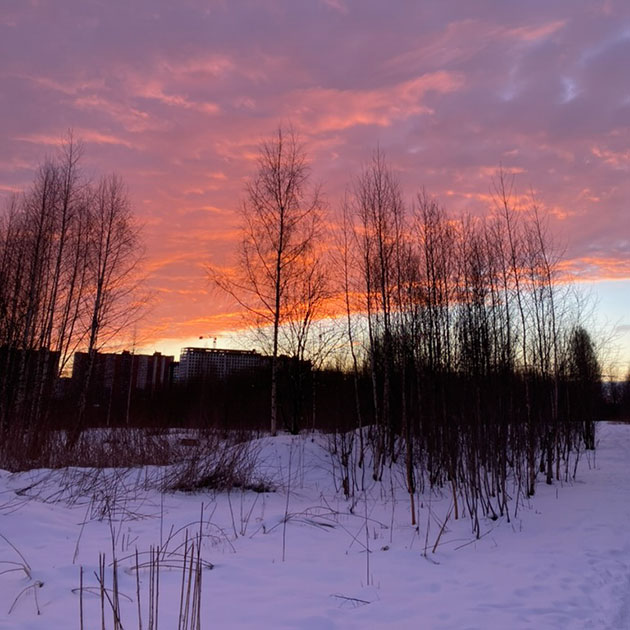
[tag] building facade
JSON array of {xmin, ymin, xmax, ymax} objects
[
  {"xmin": 72, "ymin": 350, "xmax": 174, "ymax": 393},
  {"xmin": 174, "ymin": 347, "xmax": 269, "ymax": 382}
]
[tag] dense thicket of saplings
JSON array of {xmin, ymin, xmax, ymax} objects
[{"xmin": 332, "ymin": 154, "xmax": 603, "ymax": 533}]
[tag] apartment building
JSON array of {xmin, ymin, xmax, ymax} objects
[{"xmin": 174, "ymin": 347, "xmax": 268, "ymax": 382}]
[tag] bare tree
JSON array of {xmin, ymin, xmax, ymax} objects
[
  {"xmin": 212, "ymin": 127, "xmax": 324, "ymax": 435},
  {"xmin": 350, "ymin": 149, "xmax": 405, "ymax": 479},
  {"xmin": 73, "ymin": 173, "xmax": 143, "ymax": 441}
]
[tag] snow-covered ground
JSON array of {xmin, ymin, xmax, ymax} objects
[{"xmin": 1, "ymin": 422, "xmax": 629, "ymax": 629}]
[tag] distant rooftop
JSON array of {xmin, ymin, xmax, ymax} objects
[{"xmin": 180, "ymin": 347, "xmax": 260, "ymax": 356}]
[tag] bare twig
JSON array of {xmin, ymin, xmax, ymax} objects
[{"xmin": 8, "ymin": 580, "xmax": 44, "ymax": 615}]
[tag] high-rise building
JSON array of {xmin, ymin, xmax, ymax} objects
[{"xmin": 174, "ymin": 347, "xmax": 268, "ymax": 382}]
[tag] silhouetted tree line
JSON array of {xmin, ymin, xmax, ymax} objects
[
  {"xmin": 0, "ymin": 137, "xmax": 142, "ymax": 455},
  {"xmin": 601, "ymin": 374, "xmax": 630, "ymax": 420},
  {"xmin": 59, "ymin": 359, "xmax": 319, "ymax": 434},
  {"xmin": 332, "ymin": 153, "xmax": 604, "ymax": 532}
]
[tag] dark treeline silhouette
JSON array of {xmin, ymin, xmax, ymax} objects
[
  {"xmin": 0, "ymin": 136, "xmax": 142, "ymax": 459},
  {"xmin": 52, "ymin": 360, "xmax": 367, "ymax": 436},
  {"xmin": 601, "ymin": 374, "xmax": 630, "ymax": 420},
  {"xmin": 332, "ymin": 152, "xmax": 604, "ymax": 533},
  {"xmin": 36, "ymin": 358, "xmax": 316, "ymax": 441}
]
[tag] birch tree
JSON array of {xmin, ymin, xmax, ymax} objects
[
  {"xmin": 212, "ymin": 127, "xmax": 323, "ymax": 435},
  {"xmin": 72, "ymin": 174, "xmax": 142, "ymax": 440}
]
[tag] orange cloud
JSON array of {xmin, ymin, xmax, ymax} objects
[
  {"xmin": 558, "ymin": 257, "xmax": 630, "ymax": 281},
  {"xmin": 292, "ymin": 71, "xmax": 464, "ymax": 133}
]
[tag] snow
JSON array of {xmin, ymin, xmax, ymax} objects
[{"xmin": 1, "ymin": 422, "xmax": 630, "ymax": 629}]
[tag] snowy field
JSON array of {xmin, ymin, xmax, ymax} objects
[{"xmin": 1, "ymin": 422, "xmax": 629, "ymax": 630}]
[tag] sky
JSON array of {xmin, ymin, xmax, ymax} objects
[{"xmin": 1, "ymin": 0, "xmax": 629, "ymax": 374}]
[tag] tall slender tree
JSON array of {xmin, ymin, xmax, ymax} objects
[
  {"xmin": 212, "ymin": 127, "xmax": 323, "ymax": 435},
  {"xmin": 73, "ymin": 174, "xmax": 143, "ymax": 441}
]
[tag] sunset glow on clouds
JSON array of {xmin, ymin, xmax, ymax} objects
[{"xmin": 1, "ymin": 0, "xmax": 629, "ymax": 370}]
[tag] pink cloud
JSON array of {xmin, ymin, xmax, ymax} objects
[
  {"xmin": 291, "ymin": 71, "xmax": 464, "ymax": 133},
  {"xmin": 128, "ymin": 77, "xmax": 221, "ymax": 115},
  {"xmin": 15, "ymin": 130, "xmax": 135, "ymax": 149},
  {"xmin": 507, "ymin": 20, "xmax": 566, "ymax": 43},
  {"xmin": 591, "ymin": 146, "xmax": 630, "ymax": 169}
]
